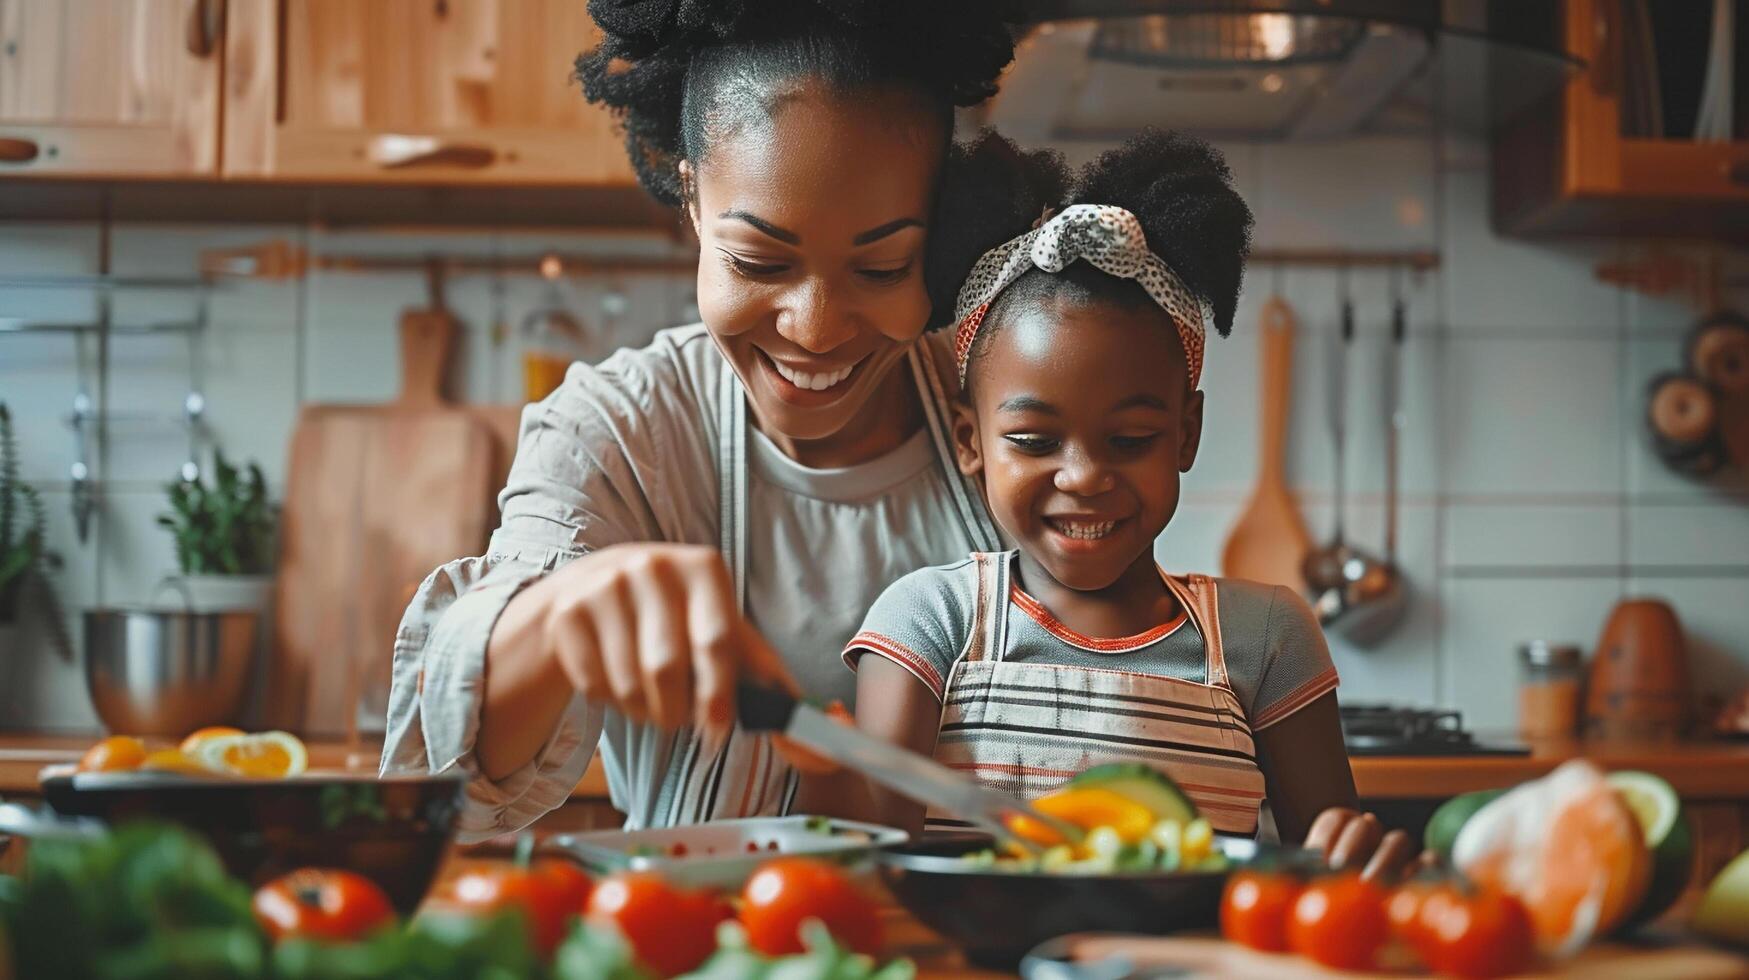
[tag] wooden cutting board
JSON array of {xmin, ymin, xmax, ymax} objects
[
  {"xmin": 269, "ymin": 309, "xmax": 508, "ymax": 737},
  {"xmin": 1221, "ymin": 296, "xmax": 1311, "ymax": 590},
  {"xmin": 1049, "ymin": 934, "xmax": 1749, "ymax": 979}
]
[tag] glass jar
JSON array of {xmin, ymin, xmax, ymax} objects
[{"xmin": 1518, "ymin": 641, "xmax": 1584, "ymax": 740}]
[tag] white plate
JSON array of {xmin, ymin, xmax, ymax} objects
[{"xmin": 546, "ymin": 814, "xmax": 908, "ymax": 889}]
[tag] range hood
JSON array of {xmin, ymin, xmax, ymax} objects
[{"xmin": 988, "ymin": 1, "xmax": 1582, "ymax": 142}]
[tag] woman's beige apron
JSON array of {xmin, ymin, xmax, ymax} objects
[{"xmin": 929, "ymin": 552, "xmax": 1268, "ymax": 835}]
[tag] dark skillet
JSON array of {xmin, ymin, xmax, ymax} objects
[
  {"xmin": 878, "ymin": 833, "xmax": 1257, "ymax": 970},
  {"xmin": 35, "ymin": 765, "xmax": 466, "ymax": 915}
]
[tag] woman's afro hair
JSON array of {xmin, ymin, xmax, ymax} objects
[
  {"xmin": 576, "ymin": 0, "xmax": 1025, "ymax": 207},
  {"xmin": 929, "ymin": 129, "xmax": 1254, "ymax": 341}
]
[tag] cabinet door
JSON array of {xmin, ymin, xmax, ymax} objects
[
  {"xmin": 0, "ymin": 0, "xmax": 221, "ymax": 176},
  {"xmin": 226, "ymin": 0, "xmax": 634, "ymax": 185}
]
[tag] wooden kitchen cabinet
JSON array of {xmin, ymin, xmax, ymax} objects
[
  {"xmin": 224, "ymin": 0, "xmax": 635, "ymax": 186},
  {"xmin": 0, "ymin": 0, "xmax": 222, "ymax": 177},
  {"xmin": 1494, "ymin": 0, "xmax": 1749, "ymax": 240}
]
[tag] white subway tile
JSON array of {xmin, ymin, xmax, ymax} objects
[{"xmin": 1443, "ymin": 336, "xmax": 1622, "ymax": 495}]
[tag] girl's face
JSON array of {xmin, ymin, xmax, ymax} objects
[
  {"xmin": 687, "ymin": 84, "xmax": 940, "ymax": 459},
  {"xmin": 954, "ymin": 297, "xmax": 1205, "ymax": 593}
]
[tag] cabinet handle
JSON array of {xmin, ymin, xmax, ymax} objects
[
  {"xmin": 1590, "ymin": 0, "xmax": 1619, "ymax": 97},
  {"xmin": 0, "ymin": 137, "xmax": 39, "ymax": 163},
  {"xmin": 367, "ymin": 134, "xmax": 497, "ymax": 169},
  {"xmin": 185, "ymin": 0, "xmax": 222, "ymax": 58}
]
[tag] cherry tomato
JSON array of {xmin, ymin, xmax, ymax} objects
[
  {"xmin": 740, "ymin": 858, "xmax": 882, "ymax": 957},
  {"xmin": 1288, "ymin": 873, "xmax": 1390, "ymax": 971},
  {"xmin": 1418, "ymin": 886, "xmax": 1536, "ymax": 979},
  {"xmin": 1220, "ymin": 869, "xmax": 1303, "ymax": 952},
  {"xmin": 252, "ymin": 868, "xmax": 395, "ymax": 943},
  {"xmin": 451, "ymin": 858, "xmax": 593, "ymax": 957},
  {"xmin": 1387, "ymin": 878, "xmax": 1442, "ymax": 950},
  {"xmin": 587, "ymin": 872, "xmax": 731, "ymax": 977}
]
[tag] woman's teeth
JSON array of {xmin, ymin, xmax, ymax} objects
[
  {"xmin": 770, "ymin": 357, "xmax": 856, "ymax": 391},
  {"xmin": 1048, "ymin": 518, "xmax": 1118, "ymax": 540}
]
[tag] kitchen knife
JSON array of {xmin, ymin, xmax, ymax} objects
[{"xmin": 736, "ymin": 682, "xmax": 1082, "ymax": 850}]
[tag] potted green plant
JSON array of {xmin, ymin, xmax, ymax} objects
[
  {"xmin": 0, "ymin": 402, "xmax": 68, "ymax": 656},
  {"xmin": 156, "ymin": 450, "xmax": 277, "ymax": 611}
]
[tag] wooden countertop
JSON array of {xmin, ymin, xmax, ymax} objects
[
  {"xmin": 6, "ymin": 732, "xmax": 1749, "ymax": 802},
  {"xmin": 1350, "ymin": 737, "xmax": 1749, "ymax": 800}
]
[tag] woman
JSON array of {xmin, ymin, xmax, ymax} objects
[
  {"xmin": 382, "ymin": 0, "xmax": 1412, "ymax": 878},
  {"xmin": 384, "ymin": 0, "xmax": 1023, "ymax": 839}
]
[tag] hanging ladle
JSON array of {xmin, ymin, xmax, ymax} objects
[
  {"xmin": 1302, "ymin": 278, "xmax": 1357, "ymax": 596},
  {"xmin": 1319, "ymin": 273, "xmax": 1411, "ymax": 646}
]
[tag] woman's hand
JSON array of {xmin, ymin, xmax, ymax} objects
[
  {"xmin": 1303, "ymin": 807, "xmax": 1429, "ymax": 882},
  {"xmin": 538, "ymin": 542, "xmax": 796, "ymax": 734},
  {"xmin": 478, "ymin": 543, "xmax": 797, "ymax": 780}
]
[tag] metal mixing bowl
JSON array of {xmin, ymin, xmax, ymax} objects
[{"xmin": 83, "ymin": 608, "xmax": 258, "ymax": 736}]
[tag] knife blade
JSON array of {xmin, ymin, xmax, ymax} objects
[{"xmin": 736, "ymin": 682, "xmax": 1082, "ymax": 850}]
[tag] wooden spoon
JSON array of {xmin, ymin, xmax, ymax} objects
[{"xmin": 1221, "ymin": 296, "xmax": 1311, "ymax": 590}]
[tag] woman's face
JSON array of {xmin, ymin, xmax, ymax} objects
[{"xmin": 688, "ymin": 84, "xmax": 941, "ymax": 452}]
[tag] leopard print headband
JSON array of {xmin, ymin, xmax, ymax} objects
[{"xmin": 952, "ymin": 203, "xmax": 1210, "ymax": 388}]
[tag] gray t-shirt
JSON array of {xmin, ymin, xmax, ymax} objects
[
  {"xmin": 843, "ymin": 553, "xmax": 1339, "ymax": 731},
  {"xmin": 382, "ymin": 325, "xmax": 991, "ymax": 839}
]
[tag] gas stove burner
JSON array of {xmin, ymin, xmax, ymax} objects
[{"xmin": 1339, "ymin": 703, "xmax": 1528, "ymax": 757}]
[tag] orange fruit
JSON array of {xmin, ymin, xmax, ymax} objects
[
  {"xmin": 194, "ymin": 730, "xmax": 308, "ymax": 778},
  {"xmin": 179, "ymin": 725, "xmax": 245, "ymax": 754},
  {"xmin": 78, "ymin": 735, "xmax": 148, "ymax": 773}
]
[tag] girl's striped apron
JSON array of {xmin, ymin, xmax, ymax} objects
[
  {"xmin": 643, "ymin": 342, "xmax": 1002, "ymax": 828},
  {"xmin": 930, "ymin": 552, "xmax": 1268, "ymax": 835}
]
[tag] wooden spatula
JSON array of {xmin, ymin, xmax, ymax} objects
[{"xmin": 1221, "ymin": 296, "xmax": 1311, "ymax": 591}]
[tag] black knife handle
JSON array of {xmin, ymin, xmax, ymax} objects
[{"xmin": 735, "ymin": 681, "xmax": 798, "ymax": 732}]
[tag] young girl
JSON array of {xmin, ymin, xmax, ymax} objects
[{"xmin": 839, "ymin": 131, "xmax": 1362, "ymax": 847}]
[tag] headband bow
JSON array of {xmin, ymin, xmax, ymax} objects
[{"xmin": 951, "ymin": 203, "xmax": 1210, "ymax": 387}]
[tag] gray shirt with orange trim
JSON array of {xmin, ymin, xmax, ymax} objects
[{"xmin": 842, "ymin": 552, "xmax": 1340, "ymax": 731}]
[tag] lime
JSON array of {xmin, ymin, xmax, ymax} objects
[
  {"xmin": 1424, "ymin": 788, "xmax": 1505, "ymax": 860},
  {"xmin": 1606, "ymin": 770, "xmax": 1693, "ymax": 928},
  {"xmin": 1694, "ymin": 848, "xmax": 1749, "ymax": 948}
]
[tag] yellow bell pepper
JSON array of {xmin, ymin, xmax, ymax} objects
[{"xmin": 1006, "ymin": 786, "xmax": 1158, "ymax": 847}]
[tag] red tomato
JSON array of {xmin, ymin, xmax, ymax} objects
[
  {"xmin": 587, "ymin": 872, "xmax": 731, "ymax": 977},
  {"xmin": 252, "ymin": 868, "xmax": 395, "ymax": 943},
  {"xmin": 1419, "ymin": 887, "xmax": 1536, "ymax": 979},
  {"xmin": 1287, "ymin": 874, "xmax": 1391, "ymax": 971},
  {"xmin": 1387, "ymin": 878, "xmax": 1441, "ymax": 950},
  {"xmin": 1220, "ymin": 870, "xmax": 1303, "ymax": 952},
  {"xmin": 740, "ymin": 858, "xmax": 882, "ymax": 957},
  {"xmin": 451, "ymin": 858, "xmax": 593, "ymax": 957}
]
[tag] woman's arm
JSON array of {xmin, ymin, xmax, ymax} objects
[{"xmin": 479, "ymin": 543, "xmax": 796, "ymax": 781}]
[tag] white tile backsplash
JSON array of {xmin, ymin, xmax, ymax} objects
[
  {"xmin": 5, "ymin": 133, "xmax": 1749, "ymax": 736},
  {"xmin": 1440, "ymin": 578, "xmax": 1625, "ymax": 732},
  {"xmin": 1443, "ymin": 336, "xmax": 1623, "ymax": 496}
]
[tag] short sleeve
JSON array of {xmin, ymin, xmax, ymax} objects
[
  {"xmin": 841, "ymin": 560, "xmax": 978, "ymax": 703},
  {"xmin": 380, "ymin": 330, "xmax": 720, "ymax": 842},
  {"xmin": 1248, "ymin": 586, "xmax": 1341, "ymax": 730}
]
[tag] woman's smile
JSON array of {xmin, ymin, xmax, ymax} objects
[{"xmin": 756, "ymin": 348, "xmax": 869, "ymax": 404}]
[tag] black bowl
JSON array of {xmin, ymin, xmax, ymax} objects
[
  {"xmin": 39, "ymin": 767, "xmax": 466, "ymax": 915},
  {"xmin": 878, "ymin": 834, "xmax": 1251, "ymax": 969}
]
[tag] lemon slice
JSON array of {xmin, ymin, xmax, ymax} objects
[
  {"xmin": 195, "ymin": 731, "xmax": 308, "ymax": 778},
  {"xmin": 140, "ymin": 748, "xmax": 210, "ymax": 775},
  {"xmin": 179, "ymin": 725, "xmax": 245, "ymax": 755}
]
